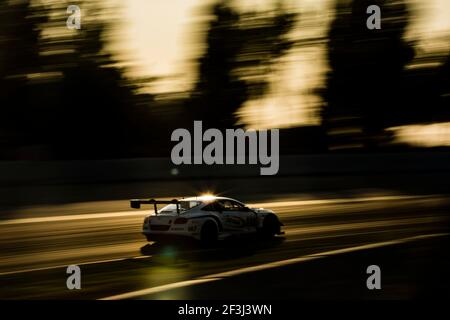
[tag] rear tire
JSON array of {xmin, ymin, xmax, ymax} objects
[{"xmin": 200, "ymin": 221, "xmax": 218, "ymax": 247}]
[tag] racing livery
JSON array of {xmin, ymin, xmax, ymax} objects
[{"xmin": 130, "ymin": 195, "xmax": 284, "ymax": 243}]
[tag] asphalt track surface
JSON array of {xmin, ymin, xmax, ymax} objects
[{"xmin": 1, "ymin": 193, "xmax": 449, "ymax": 299}]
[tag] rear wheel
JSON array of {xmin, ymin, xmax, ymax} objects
[{"xmin": 200, "ymin": 221, "xmax": 218, "ymax": 246}]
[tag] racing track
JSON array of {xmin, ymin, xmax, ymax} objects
[{"xmin": 0, "ymin": 193, "xmax": 449, "ymax": 299}]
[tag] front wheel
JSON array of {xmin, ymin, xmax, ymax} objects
[{"xmin": 261, "ymin": 215, "xmax": 280, "ymax": 238}]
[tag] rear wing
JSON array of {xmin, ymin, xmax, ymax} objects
[{"xmin": 130, "ymin": 199, "xmax": 181, "ymax": 215}]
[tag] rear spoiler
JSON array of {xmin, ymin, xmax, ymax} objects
[{"xmin": 130, "ymin": 199, "xmax": 181, "ymax": 215}]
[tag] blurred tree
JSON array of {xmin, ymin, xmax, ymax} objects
[
  {"xmin": 40, "ymin": 1, "xmax": 145, "ymax": 159},
  {"xmin": 0, "ymin": 0, "xmax": 153, "ymax": 160},
  {"xmin": 187, "ymin": 1, "xmax": 245, "ymax": 129},
  {"xmin": 0, "ymin": 0, "xmax": 47, "ymax": 159},
  {"xmin": 437, "ymin": 52, "xmax": 450, "ymax": 118},
  {"xmin": 237, "ymin": 2, "xmax": 296, "ymax": 104},
  {"xmin": 321, "ymin": 0, "xmax": 415, "ymax": 149},
  {"xmin": 188, "ymin": 0, "xmax": 296, "ymax": 129}
]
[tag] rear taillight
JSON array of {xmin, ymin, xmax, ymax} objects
[{"xmin": 174, "ymin": 218, "xmax": 188, "ymax": 224}]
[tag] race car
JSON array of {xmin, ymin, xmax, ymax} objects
[{"xmin": 130, "ymin": 195, "xmax": 284, "ymax": 243}]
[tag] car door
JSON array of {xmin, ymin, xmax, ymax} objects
[{"xmin": 218, "ymin": 200, "xmax": 256, "ymax": 233}]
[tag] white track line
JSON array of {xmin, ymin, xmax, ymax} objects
[
  {"xmin": 250, "ymin": 195, "xmax": 438, "ymax": 209},
  {"xmin": 100, "ymin": 278, "xmax": 220, "ymax": 301},
  {"xmin": 100, "ymin": 233, "xmax": 448, "ymax": 300},
  {"xmin": 0, "ymin": 194, "xmax": 436, "ymax": 226},
  {"xmin": 0, "ymin": 255, "xmax": 152, "ymax": 277},
  {"xmin": 0, "ymin": 211, "xmax": 149, "ymax": 226}
]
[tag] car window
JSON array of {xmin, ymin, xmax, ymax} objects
[
  {"xmin": 231, "ymin": 200, "xmax": 245, "ymax": 210},
  {"xmin": 202, "ymin": 200, "xmax": 246, "ymax": 212},
  {"xmin": 180, "ymin": 201, "xmax": 201, "ymax": 211},
  {"xmin": 218, "ymin": 200, "xmax": 245, "ymax": 211},
  {"xmin": 159, "ymin": 201, "xmax": 201, "ymax": 213},
  {"xmin": 201, "ymin": 201, "xmax": 222, "ymax": 212},
  {"xmin": 218, "ymin": 200, "xmax": 232, "ymax": 211}
]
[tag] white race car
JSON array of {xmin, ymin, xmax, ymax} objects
[{"xmin": 131, "ymin": 195, "xmax": 284, "ymax": 243}]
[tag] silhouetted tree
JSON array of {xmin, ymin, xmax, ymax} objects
[
  {"xmin": 188, "ymin": 0, "xmax": 296, "ymax": 129},
  {"xmin": 187, "ymin": 1, "xmax": 245, "ymax": 129},
  {"xmin": 0, "ymin": 0, "xmax": 152, "ymax": 160},
  {"xmin": 0, "ymin": 0, "xmax": 48, "ymax": 159},
  {"xmin": 437, "ymin": 52, "xmax": 450, "ymax": 117},
  {"xmin": 322, "ymin": 0, "xmax": 414, "ymax": 149}
]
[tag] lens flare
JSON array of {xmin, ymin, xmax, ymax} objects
[{"xmin": 199, "ymin": 193, "xmax": 216, "ymax": 200}]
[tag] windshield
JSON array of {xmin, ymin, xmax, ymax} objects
[{"xmin": 158, "ymin": 200, "xmax": 201, "ymax": 214}]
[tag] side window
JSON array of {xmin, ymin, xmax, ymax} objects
[
  {"xmin": 202, "ymin": 201, "xmax": 222, "ymax": 212},
  {"xmin": 230, "ymin": 200, "xmax": 245, "ymax": 211},
  {"xmin": 202, "ymin": 200, "xmax": 246, "ymax": 212},
  {"xmin": 218, "ymin": 200, "xmax": 245, "ymax": 211},
  {"xmin": 219, "ymin": 200, "xmax": 234, "ymax": 211}
]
